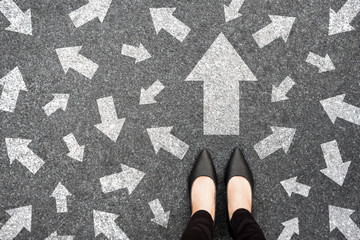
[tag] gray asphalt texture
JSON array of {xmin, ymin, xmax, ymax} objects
[{"xmin": 1, "ymin": 0, "xmax": 360, "ymax": 239}]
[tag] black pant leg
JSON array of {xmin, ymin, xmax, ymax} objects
[
  {"xmin": 230, "ymin": 208, "xmax": 266, "ymax": 240},
  {"xmin": 181, "ymin": 210, "xmax": 214, "ymax": 240}
]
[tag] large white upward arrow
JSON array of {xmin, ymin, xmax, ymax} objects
[
  {"xmin": 329, "ymin": 205, "xmax": 360, "ymax": 240},
  {"xmin": 150, "ymin": 8, "xmax": 191, "ymax": 42},
  {"xmin": 329, "ymin": 0, "xmax": 360, "ymax": 35},
  {"xmin": 277, "ymin": 218, "xmax": 299, "ymax": 240},
  {"xmin": 186, "ymin": 33, "xmax": 257, "ymax": 135},
  {"xmin": 51, "ymin": 182, "xmax": 72, "ymax": 213},
  {"xmin": 0, "ymin": 0, "xmax": 32, "ymax": 35},
  {"xmin": 252, "ymin": 15, "xmax": 295, "ymax": 48},
  {"xmin": 0, "ymin": 67, "xmax": 28, "ymax": 112},
  {"xmin": 321, "ymin": 94, "xmax": 360, "ymax": 125},
  {"xmin": 0, "ymin": 205, "xmax": 32, "ymax": 240},
  {"xmin": 223, "ymin": 0, "xmax": 245, "ymax": 22},
  {"xmin": 95, "ymin": 96, "xmax": 126, "ymax": 142},
  {"xmin": 69, "ymin": 0, "xmax": 112, "ymax": 28},
  {"xmin": 320, "ymin": 140, "xmax": 351, "ymax": 186},
  {"xmin": 280, "ymin": 176, "xmax": 311, "ymax": 197},
  {"xmin": 100, "ymin": 164, "xmax": 145, "ymax": 194},
  {"xmin": 254, "ymin": 126, "xmax": 296, "ymax": 159},
  {"xmin": 93, "ymin": 210, "xmax": 129, "ymax": 240}
]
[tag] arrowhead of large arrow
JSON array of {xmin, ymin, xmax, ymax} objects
[
  {"xmin": 329, "ymin": 205, "xmax": 355, "ymax": 231},
  {"xmin": 223, "ymin": 5, "xmax": 242, "ymax": 22},
  {"xmin": 52, "ymin": 94, "xmax": 70, "ymax": 111},
  {"xmin": 270, "ymin": 126, "xmax": 296, "ymax": 153},
  {"xmin": 149, "ymin": 8, "xmax": 176, "ymax": 34},
  {"xmin": 5, "ymin": 9, "xmax": 32, "ymax": 35},
  {"xmin": 320, "ymin": 161, "xmax": 351, "ymax": 186},
  {"xmin": 6, "ymin": 205, "xmax": 32, "ymax": 231},
  {"xmin": 89, "ymin": 0, "xmax": 112, "ymax": 22},
  {"xmin": 95, "ymin": 118, "xmax": 126, "ymax": 142},
  {"xmin": 5, "ymin": 138, "xmax": 32, "ymax": 164},
  {"xmin": 146, "ymin": 126, "xmax": 173, "ymax": 153},
  {"xmin": 0, "ymin": 67, "xmax": 27, "ymax": 91},
  {"xmin": 269, "ymin": 15, "xmax": 295, "ymax": 42},
  {"xmin": 51, "ymin": 182, "xmax": 72, "ymax": 198},
  {"xmin": 320, "ymin": 94, "xmax": 346, "ymax": 123},
  {"xmin": 281, "ymin": 217, "xmax": 299, "ymax": 235},
  {"xmin": 329, "ymin": 8, "xmax": 355, "ymax": 36},
  {"xmin": 56, "ymin": 46, "xmax": 82, "ymax": 74},
  {"xmin": 93, "ymin": 210, "xmax": 119, "ymax": 236}
]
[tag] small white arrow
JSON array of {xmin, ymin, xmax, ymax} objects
[
  {"xmin": 69, "ymin": 0, "xmax": 112, "ymax": 28},
  {"xmin": 0, "ymin": 205, "xmax": 32, "ymax": 240},
  {"xmin": 271, "ymin": 76, "xmax": 295, "ymax": 102},
  {"xmin": 306, "ymin": 52, "xmax": 335, "ymax": 73},
  {"xmin": 51, "ymin": 182, "xmax": 72, "ymax": 213},
  {"xmin": 121, "ymin": 43, "xmax": 151, "ymax": 63},
  {"xmin": 0, "ymin": 67, "xmax": 27, "ymax": 112},
  {"xmin": 277, "ymin": 217, "xmax": 299, "ymax": 240},
  {"xmin": 140, "ymin": 80, "xmax": 165, "ymax": 105},
  {"xmin": 148, "ymin": 199, "xmax": 170, "ymax": 228},
  {"xmin": 280, "ymin": 177, "xmax": 311, "ymax": 197},
  {"xmin": 45, "ymin": 231, "xmax": 74, "ymax": 240},
  {"xmin": 320, "ymin": 140, "xmax": 351, "ymax": 186},
  {"xmin": 252, "ymin": 15, "xmax": 295, "ymax": 48},
  {"xmin": 149, "ymin": 8, "xmax": 191, "ymax": 42},
  {"xmin": 147, "ymin": 126, "xmax": 189, "ymax": 159},
  {"xmin": 100, "ymin": 164, "xmax": 145, "ymax": 194},
  {"xmin": 329, "ymin": 205, "xmax": 360, "ymax": 240},
  {"xmin": 95, "ymin": 96, "xmax": 126, "ymax": 142},
  {"xmin": 93, "ymin": 210, "xmax": 129, "ymax": 240},
  {"xmin": 0, "ymin": 0, "xmax": 32, "ymax": 35},
  {"xmin": 42, "ymin": 94, "xmax": 70, "ymax": 116},
  {"xmin": 321, "ymin": 94, "xmax": 360, "ymax": 125},
  {"xmin": 254, "ymin": 126, "xmax": 296, "ymax": 159},
  {"xmin": 56, "ymin": 46, "xmax": 99, "ymax": 79},
  {"xmin": 224, "ymin": 0, "xmax": 245, "ymax": 22},
  {"xmin": 329, "ymin": 0, "xmax": 360, "ymax": 35},
  {"xmin": 63, "ymin": 133, "xmax": 85, "ymax": 162},
  {"xmin": 5, "ymin": 138, "xmax": 45, "ymax": 174}
]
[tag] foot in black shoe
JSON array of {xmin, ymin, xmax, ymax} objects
[
  {"xmin": 189, "ymin": 149, "xmax": 217, "ymax": 220},
  {"xmin": 225, "ymin": 148, "xmax": 254, "ymax": 220}
]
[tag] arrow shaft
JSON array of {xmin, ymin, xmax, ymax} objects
[
  {"xmin": 100, "ymin": 171, "xmax": 129, "ymax": 193},
  {"xmin": 97, "ymin": 96, "xmax": 118, "ymax": 122},
  {"xmin": 321, "ymin": 140, "xmax": 344, "ymax": 167},
  {"xmin": 292, "ymin": 183, "xmax": 311, "ymax": 196},
  {"xmin": 306, "ymin": 52, "xmax": 326, "ymax": 68},
  {"xmin": 69, "ymin": 3, "xmax": 98, "ymax": 28},
  {"xmin": 254, "ymin": 134, "xmax": 281, "ymax": 159},
  {"xmin": 63, "ymin": 133, "xmax": 78, "ymax": 151},
  {"xmin": 149, "ymin": 199, "xmax": 165, "ymax": 216},
  {"xmin": 229, "ymin": 0, "xmax": 245, "ymax": 10},
  {"xmin": 159, "ymin": 134, "xmax": 189, "ymax": 159},
  {"xmin": 43, "ymin": 100, "xmax": 60, "ymax": 116},
  {"xmin": 121, "ymin": 44, "xmax": 141, "ymax": 58},
  {"xmin": 278, "ymin": 77, "xmax": 295, "ymax": 92},
  {"xmin": 0, "ymin": 88, "xmax": 20, "ymax": 112},
  {"xmin": 16, "ymin": 149, "xmax": 44, "ymax": 174},
  {"xmin": 337, "ymin": 0, "xmax": 360, "ymax": 23},
  {"xmin": 0, "ymin": 0, "xmax": 23, "ymax": 21},
  {"xmin": 0, "ymin": 217, "xmax": 24, "ymax": 240},
  {"xmin": 163, "ymin": 15, "xmax": 190, "ymax": 42},
  {"xmin": 253, "ymin": 22, "xmax": 282, "ymax": 48},
  {"xmin": 70, "ymin": 54, "xmax": 98, "ymax": 79},
  {"xmin": 55, "ymin": 198, "xmax": 68, "ymax": 213},
  {"xmin": 337, "ymin": 102, "xmax": 360, "ymax": 125},
  {"xmin": 147, "ymin": 80, "xmax": 165, "ymax": 97}
]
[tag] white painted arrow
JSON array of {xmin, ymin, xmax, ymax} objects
[
  {"xmin": 277, "ymin": 217, "xmax": 299, "ymax": 240},
  {"xmin": 185, "ymin": 33, "xmax": 257, "ymax": 135},
  {"xmin": 0, "ymin": 205, "xmax": 32, "ymax": 240},
  {"xmin": 45, "ymin": 231, "xmax": 74, "ymax": 240},
  {"xmin": 329, "ymin": 205, "xmax": 360, "ymax": 240},
  {"xmin": 224, "ymin": 0, "xmax": 245, "ymax": 22},
  {"xmin": 121, "ymin": 43, "xmax": 151, "ymax": 63},
  {"xmin": 100, "ymin": 164, "xmax": 145, "ymax": 194},
  {"xmin": 306, "ymin": 52, "xmax": 335, "ymax": 73},
  {"xmin": 329, "ymin": 0, "xmax": 360, "ymax": 35},
  {"xmin": 140, "ymin": 80, "xmax": 165, "ymax": 105},
  {"xmin": 5, "ymin": 138, "xmax": 45, "ymax": 174},
  {"xmin": 69, "ymin": 0, "xmax": 112, "ymax": 28},
  {"xmin": 252, "ymin": 15, "xmax": 295, "ymax": 48},
  {"xmin": 93, "ymin": 210, "xmax": 129, "ymax": 240},
  {"xmin": 150, "ymin": 8, "xmax": 191, "ymax": 42},
  {"xmin": 147, "ymin": 126, "xmax": 189, "ymax": 159},
  {"xmin": 321, "ymin": 94, "xmax": 360, "ymax": 125},
  {"xmin": 271, "ymin": 76, "xmax": 295, "ymax": 102},
  {"xmin": 42, "ymin": 94, "xmax": 69, "ymax": 116},
  {"xmin": 148, "ymin": 199, "xmax": 170, "ymax": 228},
  {"xmin": 0, "ymin": 0, "xmax": 32, "ymax": 35},
  {"xmin": 63, "ymin": 133, "xmax": 84, "ymax": 162},
  {"xmin": 0, "ymin": 67, "xmax": 27, "ymax": 112},
  {"xmin": 254, "ymin": 126, "xmax": 296, "ymax": 159},
  {"xmin": 320, "ymin": 140, "xmax": 351, "ymax": 186},
  {"xmin": 51, "ymin": 182, "xmax": 72, "ymax": 213},
  {"xmin": 280, "ymin": 177, "xmax": 311, "ymax": 197},
  {"xmin": 56, "ymin": 46, "xmax": 99, "ymax": 79},
  {"xmin": 95, "ymin": 96, "xmax": 126, "ymax": 142}
]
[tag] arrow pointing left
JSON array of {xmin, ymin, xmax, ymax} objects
[
  {"xmin": 42, "ymin": 94, "xmax": 70, "ymax": 116},
  {"xmin": 0, "ymin": 67, "xmax": 28, "ymax": 112},
  {"xmin": 277, "ymin": 217, "xmax": 299, "ymax": 240},
  {"xmin": 45, "ymin": 231, "xmax": 74, "ymax": 240},
  {"xmin": 93, "ymin": 210, "xmax": 129, "ymax": 240},
  {"xmin": 0, "ymin": 0, "xmax": 32, "ymax": 35},
  {"xmin": 329, "ymin": 205, "xmax": 360, "ymax": 240},
  {"xmin": 56, "ymin": 46, "xmax": 99, "ymax": 79},
  {"xmin": 5, "ymin": 138, "xmax": 45, "ymax": 174},
  {"xmin": 0, "ymin": 205, "xmax": 32, "ymax": 240},
  {"xmin": 149, "ymin": 199, "xmax": 170, "ymax": 228},
  {"xmin": 51, "ymin": 182, "xmax": 72, "ymax": 213},
  {"xmin": 280, "ymin": 176, "xmax": 311, "ymax": 197},
  {"xmin": 63, "ymin": 133, "xmax": 85, "ymax": 162}
]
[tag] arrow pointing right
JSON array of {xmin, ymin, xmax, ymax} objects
[
  {"xmin": 320, "ymin": 140, "xmax": 351, "ymax": 186},
  {"xmin": 329, "ymin": 205, "xmax": 360, "ymax": 240},
  {"xmin": 0, "ymin": 0, "xmax": 32, "ymax": 35},
  {"xmin": 280, "ymin": 176, "xmax": 311, "ymax": 197},
  {"xmin": 45, "ymin": 231, "xmax": 74, "ymax": 240},
  {"xmin": 277, "ymin": 218, "xmax": 299, "ymax": 240},
  {"xmin": 121, "ymin": 43, "xmax": 151, "ymax": 63},
  {"xmin": 51, "ymin": 182, "xmax": 72, "ymax": 213},
  {"xmin": 0, "ymin": 205, "xmax": 32, "ymax": 240},
  {"xmin": 306, "ymin": 52, "xmax": 335, "ymax": 73},
  {"xmin": 148, "ymin": 199, "xmax": 170, "ymax": 228},
  {"xmin": 271, "ymin": 76, "xmax": 295, "ymax": 102},
  {"xmin": 329, "ymin": 0, "xmax": 360, "ymax": 35},
  {"xmin": 254, "ymin": 126, "xmax": 296, "ymax": 159},
  {"xmin": 140, "ymin": 80, "xmax": 165, "ymax": 105},
  {"xmin": 0, "ymin": 67, "xmax": 28, "ymax": 112},
  {"xmin": 42, "ymin": 94, "xmax": 70, "ymax": 116},
  {"xmin": 93, "ymin": 210, "xmax": 129, "ymax": 240}
]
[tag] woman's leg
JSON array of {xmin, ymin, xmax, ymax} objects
[{"xmin": 181, "ymin": 210, "xmax": 214, "ymax": 240}]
